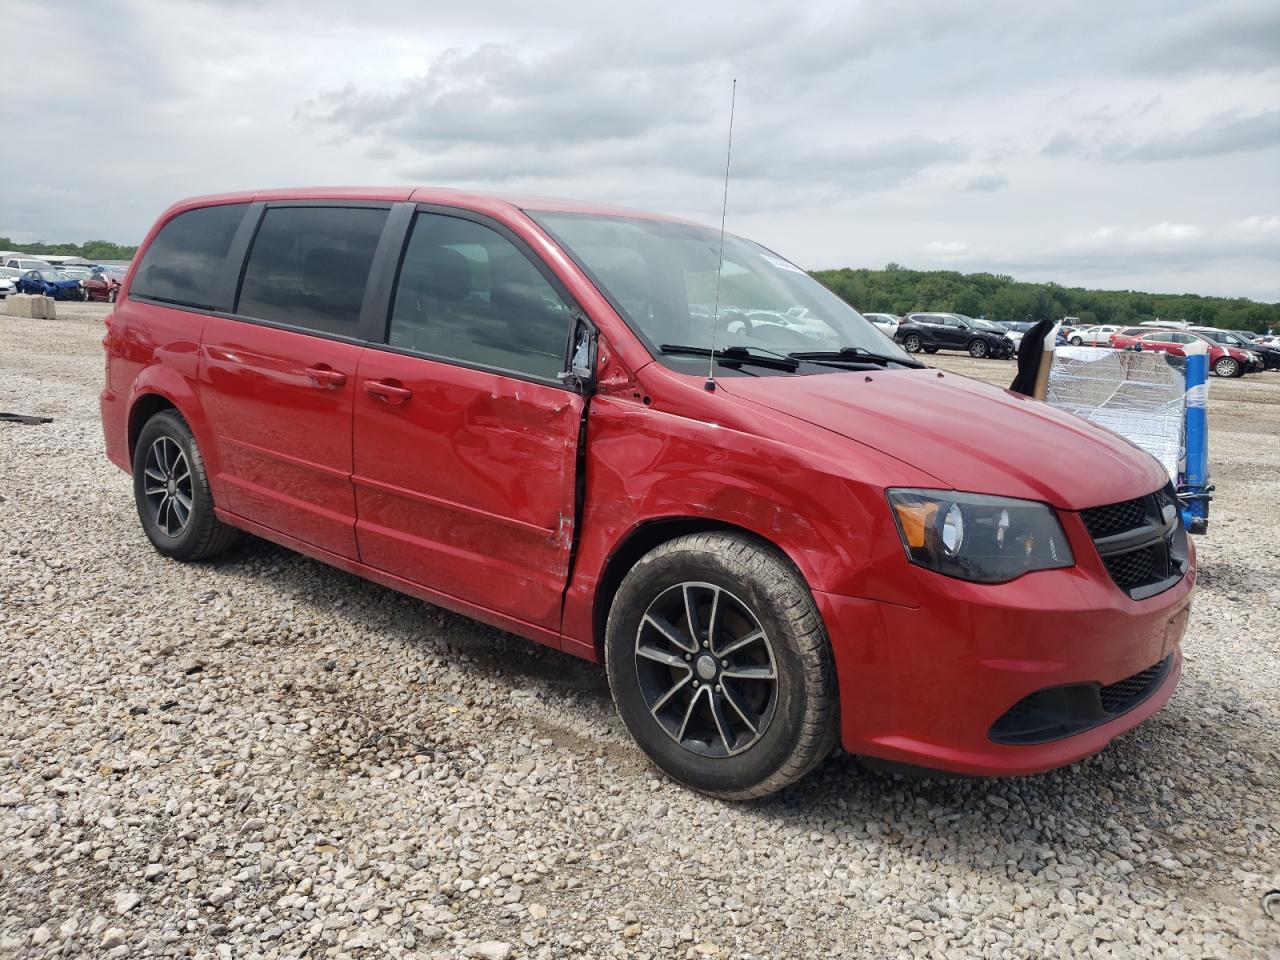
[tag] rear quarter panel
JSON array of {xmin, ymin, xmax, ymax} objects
[{"xmin": 104, "ymin": 301, "xmax": 219, "ymax": 487}]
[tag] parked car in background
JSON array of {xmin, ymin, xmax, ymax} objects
[
  {"xmin": 101, "ymin": 187, "xmax": 1192, "ymax": 796},
  {"xmin": 862, "ymin": 312, "xmax": 899, "ymax": 336},
  {"xmin": 996, "ymin": 321, "xmax": 1034, "ymax": 350},
  {"xmin": 1069, "ymin": 325, "xmax": 1124, "ymax": 346},
  {"xmin": 1111, "ymin": 329, "xmax": 1259, "ymax": 377},
  {"xmin": 83, "ymin": 267, "xmax": 124, "ymax": 303},
  {"xmin": 15, "ymin": 268, "xmax": 88, "ymax": 300},
  {"xmin": 4, "ymin": 257, "xmax": 55, "ymax": 273},
  {"xmin": 1191, "ymin": 327, "xmax": 1279, "ymax": 371},
  {"xmin": 894, "ymin": 312, "xmax": 1015, "ymax": 358},
  {"xmin": 0, "ymin": 267, "xmax": 20, "ymax": 298}
]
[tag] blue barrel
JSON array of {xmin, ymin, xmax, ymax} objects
[{"xmin": 1182, "ymin": 346, "xmax": 1210, "ymax": 533}]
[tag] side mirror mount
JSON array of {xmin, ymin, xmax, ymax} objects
[{"xmin": 557, "ymin": 315, "xmax": 597, "ymax": 393}]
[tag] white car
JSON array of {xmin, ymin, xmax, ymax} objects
[
  {"xmin": 1068, "ymin": 324, "xmax": 1123, "ymax": 347},
  {"xmin": 3, "ymin": 258, "xmax": 55, "ymax": 273},
  {"xmin": 0, "ymin": 267, "xmax": 21, "ymax": 298},
  {"xmin": 862, "ymin": 312, "xmax": 899, "ymax": 336}
]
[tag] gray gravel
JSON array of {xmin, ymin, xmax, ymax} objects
[{"xmin": 1, "ymin": 303, "xmax": 1277, "ymax": 959}]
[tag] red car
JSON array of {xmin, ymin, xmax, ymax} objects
[
  {"xmin": 84, "ymin": 268, "xmax": 123, "ymax": 303},
  {"xmin": 1111, "ymin": 328, "xmax": 1256, "ymax": 378},
  {"xmin": 100, "ymin": 188, "xmax": 1193, "ymax": 797}
]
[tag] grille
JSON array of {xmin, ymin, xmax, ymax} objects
[
  {"xmin": 1081, "ymin": 497, "xmax": 1147, "ymax": 538},
  {"xmin": 1079, "ymin": 484, "xmax": 1188, "ymax": 599},
  {"xmin": 989, "ymin": 657, "xmax": 1173, "ymax": 745},
  {"xmin": 1099, "ymin": 660, "xmax": 1166, "ymax": 714},
  {"xmin": 1102, "ymin": 543, "xmax": 1159, "ymax": 590}
]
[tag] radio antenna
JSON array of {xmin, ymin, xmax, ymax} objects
[{"xmin": 705, "ymin": 78, "xmax": 737, "ymax": 392}]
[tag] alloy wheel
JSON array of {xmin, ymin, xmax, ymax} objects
[
  {"xmin": 142, "ymin": 436, "xmax": 193, "ymax": 537},
  {"xmin": 634, "ymin": 582, "xmax": 778, "ymax": 758},
  {"xmin": 970, "ymin": 339, "xmax": 988, "ymax": 358}
]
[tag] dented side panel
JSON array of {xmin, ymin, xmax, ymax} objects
[
  {"xmin": 351, "ymin": 349, "xmax": 582, "ymax": 636},
  {"xmin": 559, "ymin": 364, "xmax": 947, "ymax": 659}
]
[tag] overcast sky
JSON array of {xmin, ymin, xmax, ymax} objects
[{"xmin": 3, "ymin": 0, "xmax": 1278, "ymax": 300}]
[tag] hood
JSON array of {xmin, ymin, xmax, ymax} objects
[{"xmin": 720, "ymin": 369, "xmax": 1170, "ymax": 510}]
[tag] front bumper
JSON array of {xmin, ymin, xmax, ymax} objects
[{"xmin": 815, "ymin": 531, "xmax": 1194, "ymax": 777}]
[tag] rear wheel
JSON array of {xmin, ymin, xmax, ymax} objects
[
  {"xmin": 968, "ymin": 338, "xmax": 989, "ymax": 358},
  {"xmin": 133, "ymin": 410, "xmax": 238, "ymax": 561},
  {"xmin": 1213, "ymin": 357, "xmax": 1239, "ymax": 378},
  {"xmin": 902, "ymin": 334, "xmax": 923, "ymax": 353},
  {"xmin": 605, "ymin": 532, "xmax": 838, "ymax": 799}
]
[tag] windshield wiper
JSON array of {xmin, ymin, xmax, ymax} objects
[
  {"xmin": 788, "ymin": 347, "xmax": 925, "ymax": 369},
  {"xmin": 659, "ymin": 344, "xmax": 800, "ymax": 372}
]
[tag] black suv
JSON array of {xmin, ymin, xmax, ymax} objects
[{"xmin": 893, "ymin": 313, "xmax": 1015, "ymax": 359}]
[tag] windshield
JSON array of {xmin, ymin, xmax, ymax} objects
[
  {"xmin": 531, "ymin": 213, "xmax": 913, "ymax": 372},
  {"xmin": 958, "ymin": 315, "xmax": 1002, "ymax": 332}
]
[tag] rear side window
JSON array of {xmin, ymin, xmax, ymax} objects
[
  {"xmin": 386, "ymin": 212, "xmax": 572, "ymax": 380},
  {"xmin": 131, "ymin": 203, "xmax": 249, "ymax": 308},
  {"xmin": 237, "ymin": 206, "xmax": 388, "ymax": 336}
]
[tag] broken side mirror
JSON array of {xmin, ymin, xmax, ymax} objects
[{"xmin": 558, "ymin": 315, "xmax": 597, "ymax": 392}]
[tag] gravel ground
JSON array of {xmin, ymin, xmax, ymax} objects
[{"xmin": 1, "ymin": 302, "xmax": 1276, "ymax": 959}]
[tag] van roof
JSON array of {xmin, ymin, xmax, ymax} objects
[{"xmin": 161, "ymin": 186, "xmax": 697, "ymax": 226}]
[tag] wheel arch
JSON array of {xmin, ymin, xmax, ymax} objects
[
  {"xmin": 127, "ymin": 393, "xmax": 179, "ymax": 462},
  {"xmin": 124, "ymin": 369, "xmax": 222, "ymax": 487},
  {"xmin": 590, "ymin": 516, "xmax": 809, "ymax": 662}
]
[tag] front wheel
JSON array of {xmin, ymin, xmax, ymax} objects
[
  {"xmin": 968, "ymin": 338, "xmax": 989, "ymax": 358},
  {"xmin": 1069, "ymin": 336, "xmax": 1083, "ymax": 345},
  {"xmin": 133, "ymin": 410, "xmax": 239, "ymax": 561},
  {"xmin": 1213, "ymin": 357, "xmax": 1239, "ymax": 378},
  {"xmin": 901, "ymin": 334, "xmax": 923, "ymax": 353},
  {"xmin": 923, "ymin": 346, "xmax": 938, "ymax": 354},
  {"xmin": 108, "ymin": 289, "xmax": 118, "ymax": 303},
  {"xmin": 605, "ymin": 532, "xmax": 838, "ymax": 799}
]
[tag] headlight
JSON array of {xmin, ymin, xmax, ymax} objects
[{"xmin": 887, "ymin": 489, "xmax": 1074, "ymax": 583}]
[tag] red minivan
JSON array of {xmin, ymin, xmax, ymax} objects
[{"xmin": 101, "ymin": 188, "xmax": 1194, "ymax": 797}]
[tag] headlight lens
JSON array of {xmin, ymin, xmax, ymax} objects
[{"xmin": 887, "ymin": 489, "xmax": 1073, "ymax": 583}]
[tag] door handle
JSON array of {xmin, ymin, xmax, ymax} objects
[
  {"xmin": 305, "ymin": 365, "xmax": 348, "ymax": 387},
  {"xmin": 363, "ymin": 379, "xmax": 413, "ymax": 404}
]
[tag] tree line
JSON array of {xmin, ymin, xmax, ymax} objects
[
  {"xmin": 0, "ymin": 237, "xmax": 138, "ymax": 262},
  {"xmin": 812, "ymin": 264, "xmax": 1280, "ymax": 333}
]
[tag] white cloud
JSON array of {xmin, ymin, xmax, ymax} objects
[{"xmin": 0, "ymin": 0, "xmax": 1276, "ymax": 300}]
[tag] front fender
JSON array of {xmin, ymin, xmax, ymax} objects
[{"xmin": 560, "ymin": 393, "xmax": 938, "ymax": 657}]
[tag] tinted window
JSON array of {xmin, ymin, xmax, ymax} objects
[
  {"xmin": 238, "ymin": 206, "xmax": 388, "ymax": 336},
  {"xmin": 387, "ymin": 213, "xmax": 572, "ymax": 380},
  {"xmin": 131, "ymin": 203, "xmax": 248, "ymax": 308}
]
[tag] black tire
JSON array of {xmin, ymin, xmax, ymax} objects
[
  {"xmin": 604, "ymin": 532, "xmax": 838, "ymax": 799},
  {"xmin": 923, "ymin": 346, "xmax": 938, "ymax": 354},
  {"xmin": 132, "ymin": 410, "xmax": 238, "ymax": 561},
  {"xmin": 1069, "ymin": 336, "xmax": 1083, "ymax": 346},
  {"xmin": 968, "ymin": 338, "xmax": 989, "ymax": 358},
  {"xmin": 108, "ymin": 289, "xmax": 118, "ymax": 303},
  {"xmin": 1213, "ymin": 357, "xmax": 1238, "ymax": 378},
  {"xmin": 902, "ymin": 334, "xmax": 923, "ymax": 353}
]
